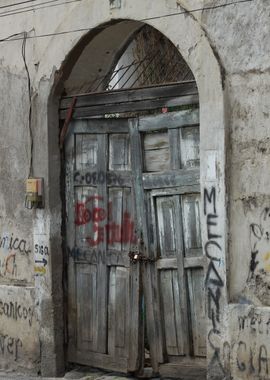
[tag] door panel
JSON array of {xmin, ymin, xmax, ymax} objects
[
  {"xmin": 109, "ymin": 133, "xmax": 130, "ymax": 171},
  {"xmin": 108, "ymin": 266, "xmax": 130, "ymax": 357},
  {"xmin": 155, "ymin": 194, "xmax": 189, "ymax": 358},
  {"xmin": 187, "ymin": 268, "xmax": 206, "ymax": 357},
  {"xmin": 129, "ymin": 109, "xmax": 206, "ymax": 377},
  {"xmin": 143, "ymin": 132, "xmax": 170, "ymax": 172},
  {"xmin": 76, "ymin": 264, "xmax": 98, "ymax": 352},
  {"xmin": 160, "ymin": 269, "xmax": 186, "ymax": 356},
  {"xmin": 66, "ymin": 120, "xmax": 141, "ymax": 373},
  {"xmin": 65, "ymin": 109, "xmax": 205, "ymax": 378}
]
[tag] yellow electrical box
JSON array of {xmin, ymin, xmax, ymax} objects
[{"xmin": 25, "ymin": 178, "xmax": 44, "ymax": 209}]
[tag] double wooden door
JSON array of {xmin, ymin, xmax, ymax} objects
[{"xmin": 65, "ymin": 109, "xmax": 206, "ymax": 377}]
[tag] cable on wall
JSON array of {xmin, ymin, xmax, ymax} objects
[
  {"xmin": 21, "ymin": 31, "xmax": 33, "ymax": 178},
  {"xmin": 0, "ymin": 0, "xmax": 81, "ymax": 17},
  {"xmin": 0, "ymin": 0, "xmax": 256, "ymax": 43},
  {"xmin": 0, "ymin": 0, "xmax": 40, "ymax": 10}
]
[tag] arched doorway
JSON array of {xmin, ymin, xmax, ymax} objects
[{"xmin": 60, "ymin": 20, "xmax": 206, "ymax": 378}]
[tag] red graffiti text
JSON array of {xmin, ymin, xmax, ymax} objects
[{"xmin": 75, "ymin": 196, "xmax": 136, "ymax": 246}]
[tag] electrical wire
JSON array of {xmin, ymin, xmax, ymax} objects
[
  {"xmin": 0, "ymin": 0, "xmax": 83, "ymax": 18},
  {"xmin": 141, "ymin": 0, "xmax": 255, "ymax": 21},
  {"xmin": 21, "ymin": 31, "xmax": 33, "ymax": 178},
  {"xmin": 0, "ymin": 0, "xmax": 78, "ymax": 17},
  {"xmin": 0, "ymin": 0, "xmax": 40, "ymax": 10},
  {"xmin": 0, "ymin": 0, "xmax": 255, "ymax": 43}
]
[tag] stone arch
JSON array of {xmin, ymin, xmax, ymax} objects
[{"xmin": 42, "ymin": 3, "xmax": 227, "ymax": 376}]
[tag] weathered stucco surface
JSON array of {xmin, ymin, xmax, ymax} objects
[
  {"xmin": 0, "ymin": 286, "xmax": 39, "ymax": 371},
  {"xmin": 0, "ymin": 0, "xmax": 269, "ymax": 379}
]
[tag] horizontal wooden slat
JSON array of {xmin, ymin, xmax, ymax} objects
[
  {"xmin": 60, "ymin": 94, "xmax": 199, "ymax": 119},
  {"xmin": 73, "ymin": 251, "xmax": 130, "ymax": 267},
  {"xmin": 61, "ymin": 81, "xmax": 198, "ymax": 109},
  {"xmin": 159, "ymin": 362, "xmax": 206, "ymax": 379},
  {"xmin": 184, "ymin": 255, "xmax": 207, "ymax": 269},
  {"xmin": 68, "ymin": 348, "xmax": 128, "ymax": 373},
  {"xmin": 157, "ymin": 258, "xmax": 177, "ymax": 270},
  {"xmin": 142, "ymin": 168, "xmax": 200, "ymax": 189},
  {"xmin": 185, "ymin": 248, "xmax": 203, "ymax": 258},
  {"xmin": 71, "ymin": 118, "xmax": 129, "ymax": 133},
  {"xmin": 157, "ymin": 255, "xmax": 206, "ymax": 270},
  {"xmin": 138, "ymin": 109, "xmax": 199, "ymax": 131},
  {"xmin": 151, "ymin": 185, "xmax": 200, "ymax": 197},
  {"xmin": 73, "ymin": 170, "xmax": 132, "ymax": 187}
]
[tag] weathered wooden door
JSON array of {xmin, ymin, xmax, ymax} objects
[
  {"xmin": 129, "ymin": 109, "xmax": 206, "ymax": 378},
  {"xmin": 65, "ymin": 109, "xmax": 206, "ymax": 377},
  {"xmin": 65, "ymin": 119, "xmax": 142, "ymax": 373}
]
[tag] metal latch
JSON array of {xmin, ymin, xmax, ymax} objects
[
  {"xmin": 129, "ymin": 236, "xmax": 157, "ymax": 264},
  {"xmin": 129, "ymin": 251, "xmax": 157, "ymax": 264}
]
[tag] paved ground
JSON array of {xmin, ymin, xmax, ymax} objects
[{"xmin": 0, "ymin": 367, "xmax": 161, "ymax": 380}]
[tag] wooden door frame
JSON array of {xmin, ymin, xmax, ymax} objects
[
  {"xmin": 61, "ymin": 82, "xmax": 201, "ymax": 376},
  {"xmin": 59, "ymin": 81, "xmax": 198, "ymax": 120}
]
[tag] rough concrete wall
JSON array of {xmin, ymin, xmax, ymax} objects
[
  {"xmin": 0, "ymin": 286, "xmax": 39, "ymax": 372},
  {"xmin": 200, "ymin": 1, "xmax": 270, "ymax": 378},
  {"xmin": 0, "ymin": 0, "xmax": 268, "ymax": 379},
  {"xmin": 0, "ymin": 65, "xmax": 40, "ymax": 373}
]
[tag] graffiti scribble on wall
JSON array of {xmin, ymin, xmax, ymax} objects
[
  {"xmin": 0, "ymin": 233, "xmax": 31, "ymax": 278},
  {"xmin": 0, "ymin": 334, "xmax": 22, "ymax": 361},
  {"xmin": 75, "ymin": 195, "xmax": 136, "ymax": 247},
  {"xmin": 248, "ymin": 207, "xmax": 270, "ymax": 305},
  {"xmin": 0, "ymin": 300, "xmax": 34, "ymax": 327},
  {"xmin": 204, "ymin": 187, "xmax": 227, "ymax": 378}
]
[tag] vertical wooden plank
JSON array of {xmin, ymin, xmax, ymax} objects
[
  {"xmin": 75, "ymin": 133, "xmax": 98, "ymax": 170},
  {"xmin": 109, "ymin": 134, "xmax": 130, "ymax": 171},
  {"xmin": 122, "ymin": 187, "xmax": 135, "ymax": 252},
  {"xmin": 129, "ymin": 119, "xmax": 164, "ymax": 370},
  {"xmin": 108, "ymin": 188, "xmax": 123, "ymax": 252},
  {"xmin": 96, "ymin": 133, "xmax": 108, "ymax": 354},
  {"xmin": 156, "ymin": 197, "xmax": 177, "ymax": 257},
  {"xmin": 128, "ymin": 186, "xmax": 143, "ymax": 372},
  {"xmin": 180, "ymin": 126, "xmax": 200, "ymax": 169},
  {"xmin": 172, "ymin": 270, "xmax": 187, "ymax": 355},
  {"xmin": 128, "ymin": 265, "xmax": 142, "ymax": 372},
  {"xmin": 65, "ymin": 130, "xmax": 77, "ymax": 354},
  {"xmin": 155, "ymin": 195, "xmax": 190, "ymax": 356},
  {"xmin": 143, "ymin": 132, "xmax": 170, "ymax": 172},
  {"xmin": 187, "ymin": 269, "xmax": 206, "ymax": 357},
  {"xmin": 75, "ymin": 186, "xmax": 97, "ymax": 249},
  {"xmin": 76, "ymin": 264, "xmax": 98, "ymax": 352},
  {"xmin": 182, "ymin": 194, "xmax": 202, "ymax": 254},
  {"xmin": 160, "ymin": 270, "xmax": 182, "ymax": 355},
  {"xmin": 108, "ymin": 267, "xmax": 130, "ymax": 358},
  {"xmin": 169, "ymin": 129, "xmax": 180, "ymax": 170},
  {"xmin": 108, "ymin": 267, "xmax": 116, "ymax": 356},
  {"xmin": 171, "ymin": 195, "xmax": 190, "ymax": 355},
  {"xmin": 115, "ymin": 267, "xmax": 129, "ymax": 352}
]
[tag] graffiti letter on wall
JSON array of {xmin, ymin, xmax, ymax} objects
[{"xmin": 205, "ymin": 187, "xmax": 226, "ymax": 377}]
